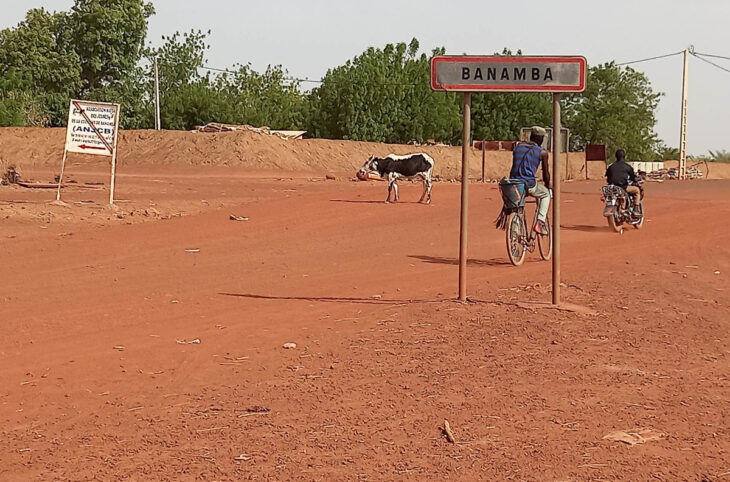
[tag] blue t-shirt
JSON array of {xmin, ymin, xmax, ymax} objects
[{"xmin": 510, "ymin": 141, "xmax": 544, "ymax": 188}]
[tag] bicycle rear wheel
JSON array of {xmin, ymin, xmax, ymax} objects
[
  {"xmin": 506, "ymin": 212, "xmax": 526, "ymax": 266},
  {"xmin": 538, "ymin": 216, "xmax": 552, "ymax": 260}
]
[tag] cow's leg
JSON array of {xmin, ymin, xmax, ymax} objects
[
  {"xmin": 386, "ymin": 175, "xmax": 395, "ymax": 203},
  {"xmin": 392, "ymin": 174, "xmax": 399, "ymax": 202},
  {"xmin": 418, "ymin": 173, "xmax": 427, "ymax": 203},
  {"xmin": 424, "ymin": 170, "xmax": 433, "ymax": 204}
]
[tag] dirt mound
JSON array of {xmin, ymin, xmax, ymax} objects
[{"xmin": 0, "ymin": 127, "xmax": 604, "ymax": 180}]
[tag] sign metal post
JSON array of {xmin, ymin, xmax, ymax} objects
[
  {"xmin": 458, "ymin": 92, "xmax": 471, "ymax": 301},
  {"xmin": 552, "ymin": 93, "xmax": 561, "ymax": 305}
]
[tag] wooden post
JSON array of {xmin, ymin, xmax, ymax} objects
[
  {"xmin": 109, "ymin": 106, "xmax": 121, "ymax": 205},
  {"xmin": 56, "ymin": 149, "xmax": 68, "ymax": 201}
]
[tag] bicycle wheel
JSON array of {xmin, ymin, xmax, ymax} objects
[
  {"xmin": 538, "ymin": 216, "xmax": 552, "ymax": 260},
  {"xmin": 506, "ymin": 212, "xmax": 526, "ymax": 266}
]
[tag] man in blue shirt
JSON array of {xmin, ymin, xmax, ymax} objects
[{"xmin": 510, "ymin": 126, "xmax": 551, "ymax": 234}]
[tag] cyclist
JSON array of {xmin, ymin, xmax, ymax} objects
[{"xmin": 509, "ymin": 126, "xmax": 551, "ymax": 234}]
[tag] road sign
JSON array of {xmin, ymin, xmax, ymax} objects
[
  {"xmin": 431, "ymin": 55, "xmax": 586, "ymax": 305},
  {"xmin": 65, "ymin": 100, "xmax": 119, "ymax": 156},
  {"xmin": 58, "ymin": 99, "xmax": 121, "ymax": 204},
  {"xmin": 431, "ymin": 56, "xmax": 586, "ymax": 93}
]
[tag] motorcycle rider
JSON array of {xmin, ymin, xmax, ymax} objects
[
  {"xmin": 509, "ymin": 126, "xmax": 551, "ymax": 234},
  {"xmin": 605, "ymin": 149, "xmax": 641, "ymax": 216}
]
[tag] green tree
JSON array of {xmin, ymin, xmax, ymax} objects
[
  {"xmin": 153, "ymin": 29, "xmax": 209, "ymax": 93},
  {"xmin": 148, "ymin": 29, "xmax": 217, "ymax": 130},
  {"xmin": 470, "ymin": 49, "xmax": 552, "ymax": 141},
  {"xmin": 150, "ymin": 29, "xmax": 308, "ymax": 130},
  {"xmin": 471, "ymin": 92, "xmax": 552, "ymax": 141},
  {"xmin": 0, "ymin": 8, "xmax": 80, "ymax": 94},
  {"xmin": 0, "ymin": 71, "xmax": 39, "ymax": 126},
  {"xmin": 564, "ymin": 62, "xmax": 662, "ymax": 160},
  {"xmin": 217, "ymin": 64, "xmax": 307, "ymax": 130},
  {"xmin": 0, "ymin": 1, "xmax": 155, "ymax": 126},
  {"xmin": 0, "ymin": 8, "xmax": 81, "ymax": 124},
  {"xmin": 67, "ymin": 0, "xmax": 154, "ymax": 93},
  {"xmin": 308, "ymin": 39, "xmax": 461, "ymax": 144}
]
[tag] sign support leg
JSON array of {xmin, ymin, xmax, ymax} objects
[
  {"xmin": 552, "ymin": 93, "xmax": 561, "ymax": 305},
  {"xmin": 56, "ymin": 149, "xmax": 68, "ymax": 201},
  {"xmin": 458, "ymin": 92, "xmax": 471, "ymax": 302},
  {"xmin": 109, "ymin": 150, "xmax": 117, "ymax": 205},
  {"xmin": 109, "ymin": 106, "xmax": 121, "ymax": 205}
]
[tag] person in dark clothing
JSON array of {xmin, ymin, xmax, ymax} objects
[
  {"xmin": 605, "ymin": 149, "xmax": 641, "ymax": 213},
  {"xmin": 509, "ymin": 126, "xmax": 551, "ymax": 234}
]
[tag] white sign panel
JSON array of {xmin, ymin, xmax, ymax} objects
[
  {"xmin": 431, "ymin": 56, "xmax": 587, "ymax": 93},
  {"xmin": 65, "ymin": 100, "xmax": 120, "ymax": 156}
]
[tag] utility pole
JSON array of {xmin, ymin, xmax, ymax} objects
[
  {"xmin": 154, "ymin": 56, "xmax": 161, "ymax": 130},
  {"xmin": 678, "ymin": 47, "xmax": 691, "ymax": 180}
]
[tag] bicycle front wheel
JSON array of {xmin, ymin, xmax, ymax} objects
[
  {"xmin": 538, "ymin": 216, "xmax": 552, "ymax": 261},
  {"xmin": 506, "ymin": 212, "xmax": 526, "ymax": 266}
]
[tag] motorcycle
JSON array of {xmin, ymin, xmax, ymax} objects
[{"xmin": 601, "ymin": 180, "xmax": 644, "ymax": 233}]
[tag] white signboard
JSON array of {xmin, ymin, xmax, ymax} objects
[
  {"xmin": 65, "ymin": 100, "xmax": 120, "ymax": 156},
  {"xmin": 58, "ymin": 99, "xmax": 121, "ymax": 204}
]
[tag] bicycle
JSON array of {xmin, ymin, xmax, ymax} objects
[{"xmin": 498, "ymin": 179, "xmax": 552, "ymax": 266}]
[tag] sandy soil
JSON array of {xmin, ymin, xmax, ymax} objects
[{"xmin": 0, "ymin": 136, "xmax": 729, "ymax": 480}]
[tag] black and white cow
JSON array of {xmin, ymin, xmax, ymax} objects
[{"xmin": 357, "ymin": 153, "xmax": 435, "ymax": 204}]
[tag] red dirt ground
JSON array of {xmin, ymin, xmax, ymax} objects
[{"xmin": 1, "ymin": 158, "xmax": 729, "ymax": 480}]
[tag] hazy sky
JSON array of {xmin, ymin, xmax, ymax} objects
[{"xmin": 4, "ymin": 0, "xmax": 730, "ymax": 155}]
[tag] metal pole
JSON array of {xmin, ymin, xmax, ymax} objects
[
  {"xmin": 481, "ymin": 140, "xmax": 486, "ymax": 183},
  {"xmin": 678, "ymin": 48, "xmax": 689, "ymax": 180},
  {"xmin": 154, "ymin": 56, "xmax": 161, "ymax": 130},
  {"xmin": 552, "ymin": 93, "xmax": 561, "ymax": 305},
  {"xmin": 458, "ymin": 92, "xmax": 471, "ymax": 301}
]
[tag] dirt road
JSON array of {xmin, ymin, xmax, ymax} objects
[{"xmin": 1, "ymin": 167, "xmax": 729, "ymax": 480}]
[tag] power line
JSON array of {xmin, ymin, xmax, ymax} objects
[
  {"xmin": 194, "ymin": 49, "xmax": 706, "ymax": 85},
  {"xmin": 616, "ymin": 50, "xmax": 684, "ymax": 66},
  {"xmin": 693, "ymin": 51, "xmax": 730, "ymax": 62},
  {"xmin": 692, "ymin": 53, "xmax": 730, "ymax": 74}
]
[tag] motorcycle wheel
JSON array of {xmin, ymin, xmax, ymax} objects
[
  {"xmin": 607, "ymin": 211, "xmax": 623, "ymax": 233},
  {"xmin": 633, "ymin": 213, "xmax": 645, "ymax": 229}
]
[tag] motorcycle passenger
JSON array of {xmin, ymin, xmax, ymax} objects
[
  {"xmin": 509, "ymin": 126, "xmax": 551, "ymax": 234},
  {"xmin": 605, "ymin": 149, "xmax": 641, "ymax": 216}
]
